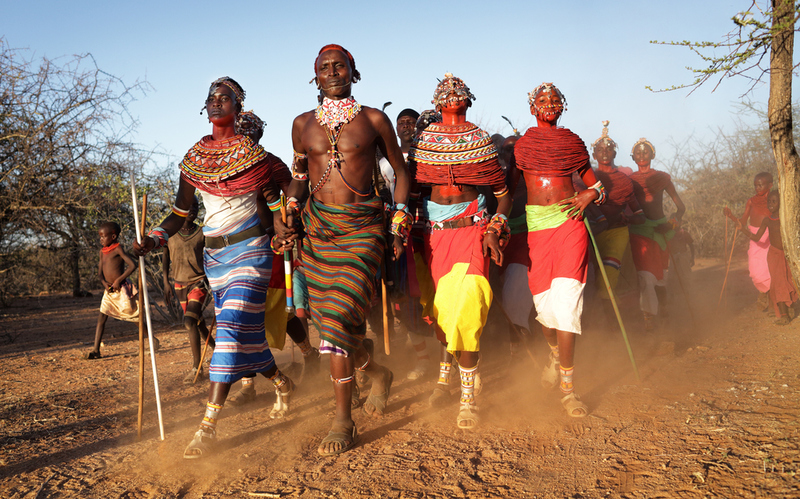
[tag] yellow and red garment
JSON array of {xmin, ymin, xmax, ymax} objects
[
  {"xmin": 423, "ymin": 198, "xmax": 491, "ymax": 353},
  {"xmin": 264, "ymin": 252, "xmax": 290, "ymax": 350},
  {"xmin": 526, "ymin": 204, "xmax": 588, "ymax": 334},
  {"xmin": 594, "ymin": 226, "xmax": 630, "ymax": 300}
]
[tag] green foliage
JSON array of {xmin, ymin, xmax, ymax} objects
[{"xmin": 648, "ymin": 0, "xmax": 800, "ymax": 94}]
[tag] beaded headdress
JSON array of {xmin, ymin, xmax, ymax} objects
[
  {"xmin": 210, "ymin": 77, "xmax": 245, "ymax": 105},
  {"xmin": 592, "ymin": 120, "xmax": 617, "ymax": 151},
  {"xmin": 236, "ymin": 110, "xmax": 265, "ymax": 142},
  {"xmin": 631, "ymin": 137, "xmax": 656, "ymax": 158},
  {"xmin": 527, "ymin": 82, "xmax": 567, "ymax": 113},
  {"xmin": 432, "ymin": 73, "xmax": 476, "ymax": 110},
  {"xmin": 312, "ymin": 44, "xmax": 361, "ymax": 85}
]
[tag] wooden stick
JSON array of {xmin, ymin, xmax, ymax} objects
[
  {"xmin": 724, "ymin": 213, "xmax": 728, "ymax": 259},
  {"xmin": 718, "ymin": 230, "xmax": 738, "ymax": 306},
  {"xmin": 130, "ymin": 172, "xmax": 165, "ymax": 440},
  {"xmin": 584, "ymin": 219, "xmax": 640, "ymax": 381},
  {"xmin": 137, "ymin": 193, "xmax": 147, "ymax": 439},
  {"xmin": 194, "ymin": 317, "xmax": 214, "ymax": 384}
]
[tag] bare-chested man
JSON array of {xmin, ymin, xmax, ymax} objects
[
  {"xmin": 510, "ymin": 83, "xmax": 604, "ymax": 418},
  {"xmin": 628, "ymin": 138, "xmax": 685, "ymax": 329},
  {"xmin": 279, "ymin": 45, "xmax": 410, "ymax": 456}
]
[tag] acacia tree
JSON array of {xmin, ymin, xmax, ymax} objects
[
  {"xmin": 651, "ymin": 0, "xmax": 800, "ymax": 283},
  {"xmin": 0, "ymin": 39, "xmax": 163, "ymax": 296}
]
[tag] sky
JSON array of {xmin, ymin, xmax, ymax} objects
[{"xmin": 3, "ymin": 0, "xmax": 796, "ymax": 175}]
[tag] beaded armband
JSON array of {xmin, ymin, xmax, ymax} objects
[
  {"xmin": 493, "ymin": 187, "xmax": 510, "ymax": 199},
  {"xmin": 589, "ymin": 181, "xmax": 607, "ymax": 205},
  {"xmin": 484, "ymin": 213, "xmax": 511, "ymax": 242},
  {"xmin": 270, "ymin": 235, "xmax": 283, "ymax": 255},
  {"xmin": 291, "ymin": 151, "xmax": 309, "ymax": 181},
  {"xmin": 267, "ymin": 198, "xmax": 282, "ymax": 213},
  {"xmin": 390, "ymin": 204, "xmax": 412, "ymax": 241},
  {"xmin": 171, "ymin": 204, "xmax": 190, "ymax": 217},
  {"xmin": 148, "ymin": 227, "xmax": 169, "ymax": 250}
]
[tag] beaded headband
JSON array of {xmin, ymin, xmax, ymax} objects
[
  {"xmin": 210, "ymin": 77, "xmax": 245, "ymax": 105},
  {"xmin": 527, "ymin": 82, "xmax": 567, "ymax": 113},
  {"xmin": 312, "ymin": 44, "xmax": 361, "ymax": 84},
  {"xmin": 592, "ymin": 120, "xmax": 617, "ymax": 151},
  {"xmin": 432, "ymin": 73, "xmax": 476, "ymax": 110},
  {"xmin": 236, "ymin": 110, "xmax": 265, "ymax": 140},
  {"xmin": 631, "ymin": 137, "xmax": 656, "ymax": 158}
]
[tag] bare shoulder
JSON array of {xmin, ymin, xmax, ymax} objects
[
  {"xmin": 360, "ymin": 106, "xmax": 390, "ymax": 126},
  {"xmin": 293, "ymin": 110, "xmax": 316, "ymax": 128}
]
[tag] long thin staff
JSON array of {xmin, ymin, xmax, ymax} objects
[
  {"xmin": 137, "ymin": 193, "xmax": 147, "ymax": 439},
  {"xmin": 584, "ymin": 219, "xmax": 640, "ymax": 381},
  {"xmin": 279, "ymin": 196, "xmax": 295, "ymax": 314},
  {"xmin": 194, "ymin": 317, "xmax": 215, "ymax": 384},
  {"xmin": 718, "ymin": 230, "xmax": 738, "ymax": 306},
  {"xmin": 130, "ymin": 172, "xmax": 165, "ymax": 440},
  {"xmin": 372, "ymin": 168, "xmax": 391, "ymax": 355}
]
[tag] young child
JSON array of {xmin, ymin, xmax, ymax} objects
[
  {"xmin": 739, "ymin": 190, "xmax": 798, "ymax": 325},
  {"xmin": 724, "ymin": 172, "xmax": 773, "ymax": 310},
  {"xmin": 163, "ymin": 197, "xmax": 216, "ymax": 383},
  {"xmin": 87, "ymin": 222, "xmax": 139, "ymax": 359}
]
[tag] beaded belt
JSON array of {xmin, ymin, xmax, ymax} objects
[
  {"xmin": 428, "ymin": 215, "xmax": 483, "ymax": 231},
  {"xmin": 204, "ymin": 225, "xmax": 266, "ymax": 249}
]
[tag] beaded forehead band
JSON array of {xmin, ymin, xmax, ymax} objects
[
  {"xmin": 210, "ymin": 77, "xmax": 245, "ymax": 105},
  {"xmin": 631, "ymin": 137, "xmax": 656, "ymax": 158},
  {"xmin": 527, "ymin": 82, "xmax": 567, "ymax": 112},
  {"xmin": 432, "ymin": 73, "xmax": 476, "ymax": 110},
  {"xmin": 311, "ymin": 44, "xmax": 362, "ymax": 85},
  {"xmin": 592, "ymin": 120, "xmax": 617, "ymax": 150}
]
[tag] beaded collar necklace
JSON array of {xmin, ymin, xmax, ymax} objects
[
  {"xmin": 101, "ymin": 242, "xmax": 119, "ymax": 254},
  {"xmin": 311, "ymin": 97, "xmax": 371, "ymax": 196}
]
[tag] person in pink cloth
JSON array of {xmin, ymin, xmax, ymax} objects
[{"xmin": 724, "ymin": 172, "xmax": 773, "ymax": 311}]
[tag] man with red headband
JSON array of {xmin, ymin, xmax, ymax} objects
[
  {"xmin": 628, "ymin": 138, "xmax": 685, "ymax": 330},
  {"xmin": 510, "ymin": 82, "xmax": 605, "ymax": 418},
  {"xmin": 409, "ymin": 73, "xmax": 511, "ymax": 430},
  {"xmin": 279, "ymin": 44, "xmax": 410, "ymax": 456}
]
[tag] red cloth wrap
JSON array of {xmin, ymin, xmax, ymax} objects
[
  {"xmin": 514, "ymin": 126, "xmax": 589, "ymax": 176},
  {"xmin": 629, "ymin": 169, "xmax": 671, "ymax": 203},
  {"xmin": 594, "ymin": 168, "xmax": 635, "ymax": 208},
  {"xmin": 767, "ymin": 245, "xmax": 798, "ymax": 314},
  {"xmin": 179, "ymin": 135, "xmax": 280, "ymax": 196},
  {"xmin": 411, "ymin": 122, "xmax": 504, "ymax": 191}
]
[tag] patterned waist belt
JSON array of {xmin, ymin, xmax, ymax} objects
[
  {"xmin": 428, "ymin": 215, "xmax": 483, "ymax": 231},
  {"xmin": 205, "ymin": 225, "xmax": 266, "ymax": 249}
]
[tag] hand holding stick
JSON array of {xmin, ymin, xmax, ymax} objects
[{"xmin": 280, "ymin": 195, "xmax": 295, "ymax": 314}]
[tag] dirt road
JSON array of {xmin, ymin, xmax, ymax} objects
[{"xmin": 1, "ymin": 259, "xmax": 798, "ymax": 498}]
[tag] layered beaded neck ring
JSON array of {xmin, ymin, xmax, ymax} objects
[{"xmin": 312, "ymin": 96, "xmax": 368, "ymax": 196}]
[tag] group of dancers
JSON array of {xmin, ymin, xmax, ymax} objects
[{"xmin": 131, "ymin": 43, "xmax": 693, "ymax": 458}]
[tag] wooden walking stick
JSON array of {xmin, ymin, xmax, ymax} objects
[
  {"xmin": 373, "ymin": 167, "xmax": 392, "ymax": 355},
  {"xmin": 130, "ymin": 172, "xmax": 165, "ymax": 440},
  {"xmin": 279, "ymin": 195, "xmax": 295, "ymax": 314},
  {"xmin": 718, "ymin": 230, "xmax": 738, "ymax": 306},
  {"xmin": 137, "ymin": 193, "xmax": 147, "ymax": 439},
  {"xmin": 194, "ymin": 316, "xmax": 215, "ymax": 384},
  {"xmin": 584, "ymin": 219, "xmax": 640, "ymax": 381}
]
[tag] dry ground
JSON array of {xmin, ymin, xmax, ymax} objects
[{"xmin": 1, "ymin": 258, "xmax": 799, "ymax": 498}]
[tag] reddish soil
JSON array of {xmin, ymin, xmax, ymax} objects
[{"xmin": 1, "ymin": 258, "xmax": 799, "ymax": 498}]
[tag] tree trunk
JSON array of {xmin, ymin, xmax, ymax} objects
[{"xmin": 769, "ymin": 0, "xmax": 800, "ymax": 284}]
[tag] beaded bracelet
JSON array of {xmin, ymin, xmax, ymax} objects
[
  {"xmin": 292, "ymin": 151, "xmax": 309, "ymax": 181},
  {"xmin": 148, "ymin": 227, "xmax": 169, "ymax": 250},
  {"xmin": 171, "ymin": 204, "xmax": 190, "ymax": 218},
  {"xmin": 589, "ymin": 181, "xmax": 607, "ymax": 205},
  {"xmin": 270, "ymin": 235, "xmax": 283, "ymax": 255},
  {"xmin": 484, "ymin": 213, "xmax": 510, "ymax": 242},
  {"xmin": 390, "ymin": 209, "xmax": 412, "ymax": 240},
  {"xmin": 286, "ymin": 197, "xmax": 300, "ymax": 217},
  {"xmin": 493, "ymin": 187, "xmax": 510, "ymax": 198},
  {"xmin": 267, "ymin": 198, "xmax": 282, "ymax": 213}
]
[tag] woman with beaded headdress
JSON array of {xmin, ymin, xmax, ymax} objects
[
  {"xmin": 408, "ymin": 73, "xmax": 511, "ymax": 430},
  {"xmin": 627, "ymin": 137, "xmax": 685, "ymax": 330},
  {"xmin": 219, "ymin": 110, "xmax": 322, "ymax": 409},
  {"xmin": 279, "ymin": 44, "xmax": 410, "ymax": 456},
  {"xmin": 509, "ymin": 82, "xmax": 606, "ymax": 418},
  {"xmin": 134, "ymin": 77, "xmax": 295, "ymax": 459},
  {"xmin": 590, "ymin": 121, "xmax": 645, "ymax": 317}
]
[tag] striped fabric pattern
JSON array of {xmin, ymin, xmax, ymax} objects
[
  {"xmin": 302, "ymin": 197, "xmax": 385, "ymax": 353},
  {"xmin": 203, "ymin": 213, "xmax": 276, "ymax": 383}
]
